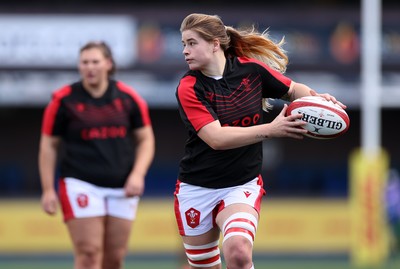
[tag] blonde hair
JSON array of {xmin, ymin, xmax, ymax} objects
[{"xmin": 180, "ymin": 13, "xmax": 289, "ymax": 111}]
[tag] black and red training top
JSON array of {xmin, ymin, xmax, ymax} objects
[
  {"xmin": 41, "ymin": 80, "xmax": 151, "ymax": 188},
  {"xmin": 176, "ymin": 56, "xmax": 292, "ymax": 188}
]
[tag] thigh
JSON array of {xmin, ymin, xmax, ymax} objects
[
  {"xmin": 103, "ymin": 216, "xmax": 133, "ymax": 251},
  {"xmin": 223, "ymin": 177, "xmax": 265, "ymax": 214},
  {"xmin": 66, "ymin": 217, "xmax": 105, "ymax": 250},
  {"xmin": 215, "ymin": 203, "xmax": 258, "ymax": 229},
  {"xmin": 182, "ymin": 226, "xmax": 220, "ymax": 246}
]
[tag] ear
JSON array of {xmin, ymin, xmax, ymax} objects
[
  {"xmin": 212, "ymin": 39, "xmax": 220, "ymax": 52},
  {"xmin": 106, "ymin": 58, "xmax": 113, "ymax": 71}
]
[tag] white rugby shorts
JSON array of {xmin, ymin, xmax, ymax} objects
[
  {"xmin": 174, "ymin": 176, "xmax": 265, "ymax": 236},
  {"xmin": 58, "ymin": 177, "xmax": 139, "ymax": 221}
]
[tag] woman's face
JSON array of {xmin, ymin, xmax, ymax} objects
[
  {"xmin": 78, "ymin": 47, "xmax": 112, "ymax": 87},
  {"xmin": 181, "ymin": 30, "xmax": 215, "ymax": 71}
]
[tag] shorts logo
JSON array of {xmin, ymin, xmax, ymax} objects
[
  {"xmin": 76, "ymin": 193, "xmax": 89, "ymax": 208},
  {"xmin": 244, "ymin": 191, "xmax": 252, "ymax": 198},
  {"xmin": 185, "ymin": 207, "xmax": 200, "ymax": 228}
]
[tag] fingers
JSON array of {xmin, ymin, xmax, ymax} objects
[
  {"xmin": 43, "ymin": 200, "xmax": 57, "ymax": 215},
  {"xmin": 286, "ymin": 112, "xmax": 303, "ymax": 121},
  {"xmin": 284, "ymin": 111, "xmax": 308, "ymax": 137},
  {"xmin": 335, "ymin": 100, "xmax": 347, "ymax": 109},
  {"xmin": 279, "ymin": 103, "xmax": 288, "ymax": 116},
  {"xmin": 316, "ymin": 93, "xmax": 347, "ymax": 109},
  {"xmin": 124, "ymin": 185, "xmax": 144, "ymax": 197}
]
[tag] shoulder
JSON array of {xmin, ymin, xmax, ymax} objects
[
  {"xmin": 236, "ymin": 56, "xmax": 265, "ymax": 68},
  {"xmin": 236, "ymin": 56, "xmax": 288, "ymax": 80},
  {"xmin": 176, "ymin": 71, "xmax": 203, "ymax": 99},
  {"xmin": 51, "ymin": 84, "xmax": 74, "ymax": 101},
  {"xmin": 228, "ymin": 56, "xmax": 267, "ymax": 73},
  {"xmin": 178, "ymin": 72, "xmax": 197, "ymax": 87},
  {"xmin": 115, "ymin": 80, "xmax": 141, "ymax": 98},
  {"xmin": 114, "ymin": 80, "xmax": 147, "ymax": 104}
]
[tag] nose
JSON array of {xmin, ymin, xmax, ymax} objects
[{"xmin": 182, "ymin": 46, "xmax": 189, "ymax": 55}]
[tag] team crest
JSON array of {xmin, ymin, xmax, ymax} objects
[
  {"xmin": 76, "ymin": 193, "xmax": 89, "ymax": 208},
  {"xmin": 76, "ymin": 103, "xmax": 85, "ymax": 112},
  {"xmin": 240, "ymin": 78, "xmax": 251, "ymax": 91},
  {"xmin": 206, "ymin": 92, "xmax": 215, "ymax": 102},
  {"xmin": 185, "ymin": 207, "xmax": 200, "ymax": 228}
]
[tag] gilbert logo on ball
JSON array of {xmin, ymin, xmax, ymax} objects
[{"xmin": 286, "ymin": 96, "xmax": 350, "ymax": 139}]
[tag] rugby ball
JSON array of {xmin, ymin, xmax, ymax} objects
[{"xmin": 286, "ymin": 96, "xmax": 350, "ymax": 139}]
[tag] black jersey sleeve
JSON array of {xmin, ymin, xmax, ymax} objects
[
  {"xmin": 176, "ymin": 74, "xmax": 217, "ymax": 133},
  {"xmin": 41, "ymin": 85, "xmax": 72, "ymax": 136},
  {"xmin": 237, "ymin": 57, "xmax": 291, "ymax": 99}
]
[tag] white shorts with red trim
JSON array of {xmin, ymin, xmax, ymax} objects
[
  {"xmin": 59, "ymin": 177, "xmax": 139, "ymax": 222},
  {"xmin": 174, "ymin": 176, "xmax": 265, "ymax": 236}
]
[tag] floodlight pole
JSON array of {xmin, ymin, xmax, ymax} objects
[{"xmin": 361, "ymin": 0, "xmax": 382, "ymax": 157}]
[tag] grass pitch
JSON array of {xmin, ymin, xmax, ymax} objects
[{"xmin": 1, "ymin": 253, "xmax": 399, "ymax": 269}]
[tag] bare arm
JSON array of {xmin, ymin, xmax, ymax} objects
[
  {"xmin": 282, "ymin": 81, "xmax": 347, "ymax": 109},
  {"xmin": 124, "ymin": 125, "xmax": 155, "ymax": 197},
  {"xmin": 198, "ymin": 104, "xmax": 307, "ymax": 150},
  {"xmin": 38, "ymin": 134, "xmax": 61, "ymax": 215}
]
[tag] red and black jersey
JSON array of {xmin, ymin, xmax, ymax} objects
[
  {"xmin": 176, "ymin": 56, "xmax": 291, "ymax": 188},
  {"xmin": 41, "ymin": 80, "xmax": 151, "ymax": 188}
]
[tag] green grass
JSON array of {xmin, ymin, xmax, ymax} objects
[{"xmin": 0, "ymin": 253, "xmax": 399, "ymax": 269}]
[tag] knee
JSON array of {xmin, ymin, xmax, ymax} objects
[
  {"xmin": 75, "ymin": 243, "xmax": 102, "ymax": 268},
  {"xmin": 102, "ymin": 248, "xmax": 126, "ymax": 269},
  {"xmin": 221, "ymin": 212, "xmax": 257, "ymax": 269},
  {"xmin": 223, "ymin": 237, "xmax": 252, "ymax": 268}
]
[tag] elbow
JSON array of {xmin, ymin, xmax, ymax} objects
[{"xmin": 206, "ymin": 138, "xmax": 229, "ymax": 151}]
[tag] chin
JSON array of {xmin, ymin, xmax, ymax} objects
[{"xmin": 188, "ymin": 64, "xmax": 199, "ymax": 71}]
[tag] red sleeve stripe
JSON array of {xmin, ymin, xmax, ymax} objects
[
  {"xmin": 177, "ymin": 76, "xmax": 215, "ymax": 132},
  {"xmin": 41, "ymin": 85, "xmax": 71, "ymax": 135},
  {"xmin": 238, "ymin": 57, "xmax": 292, "ymax": 87},
  {"xmin": 117, "ymin": 81, "xmax": 152, "ymax": 126}
]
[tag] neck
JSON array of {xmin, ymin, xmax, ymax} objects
[
  {"xmin": 202, "ymin": 53, "xmax": 226, "ymax": 77},
  {"xmin": 83, "ymin": 79, "xmax": 109, "ymax": 98}
]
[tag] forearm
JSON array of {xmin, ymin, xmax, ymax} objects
[
  {"xmin": 198, "ymin": 121, "xmax": 271, "ymax": 150},
  {"xmin": 130, "ymin": 128, "xmax": 155, "ymax": 177},
  {"xmin": 284, "ymin": 81, "xmax": 346, "ymax": 109},
  {"xmin": 38, "ymin": 136, "xmax": 59, "ymax": 193},
  {"xmin": 284, "ymin": 81, "xmax": 316, "ymax": 101}
]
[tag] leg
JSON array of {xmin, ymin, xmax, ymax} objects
[
  {"xmin": 216, "ymin": 204, "xmax": 258, "ymax": 269},
  {"xmin": 66, "ymin": 217, "xmax": 105, "ymax": 269},
  {"xmin": 182, "ymin": 227, "xmax": 221, "ymax": 269},
  {"xmin": 102, "ymin": 216, "xmax": 133, "ymax": 269}
]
